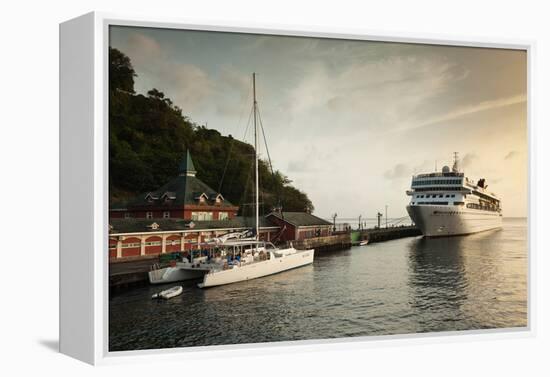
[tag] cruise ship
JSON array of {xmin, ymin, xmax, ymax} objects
[{"xmin": 406, "ymin": 153, "xmax": 503, "ymax": 237}]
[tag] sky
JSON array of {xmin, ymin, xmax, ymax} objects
[{"xmin": 109, "ymin": 26, "xmax": 528, "ymax": 219}]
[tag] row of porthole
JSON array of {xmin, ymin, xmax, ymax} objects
[{"xmin": 416, "ymin": 194, "xmax": 458, "ymax": 199}]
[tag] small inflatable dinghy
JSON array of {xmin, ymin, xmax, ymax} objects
[{"xmin": 152, "ymin": 285, "xmax": 183, "ymax": 299}]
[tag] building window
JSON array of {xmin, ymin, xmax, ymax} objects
[
  {"xmin": 144, "ymin": 241, "xmax": 162, "ymax": 246},
  {"xmin": 191, "ymin": 211, "xmax": 213, "ymax": 221},
  {"xmin": 122, "ymin": 242, "xmax": 141, "ymax": 248},
  {"xmin": 163, "ymin": 211, "xmax": 170, "ymax": 218},
  {"xmin": 218, "ymin": 212, "xmax": 229, "ymax": 220},
  {"xmin": 146, "ymin": 211, "xmax": 153, "ymax": 219},
  {"xmin": 196, "ymin": 193, "xmax": 208, "ymax": 203}
]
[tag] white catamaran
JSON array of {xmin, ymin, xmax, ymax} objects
[{"xmin": 149, "ymin": 73, "xmax": 315, "ymax": 288}]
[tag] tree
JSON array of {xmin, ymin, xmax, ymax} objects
[
  {"xmin": 108, "ymin": 48, "xmax": 315, "ymax": 214},
  {"xmin": 109, "ymin": 47, "xmax": 136, "ymax": 93},
  {"xmin": 147, "ymin": 88, "xmax": 165, "ymax": 99}
]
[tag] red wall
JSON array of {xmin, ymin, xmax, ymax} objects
[
  {"xmin": 182, "ymin": 232, "xmax": 200, "ymax": 250},
  {"xmin": 145, "ymin": 235, "xmax": 162, "ymax": 255},
  {"xmin": 296, "ymin": 227, "xmax": 332, "ymax": 240},
  {"xmin": 258, "ymin": 230, "xmax": 277, "ymax": 242},
  {"xmin": 121, "ymin": 237, "xmax": 141, "ymax": 258},
  {"xmin": 166, "ymin": 235, "xmax": 181, "ymax": 252},
  {"xmin": 266, "ymin": 216, "xmax": 296, "ymax": 241},
  {"xmin": 108, "ymin": 238, "xmax": 117, "ymax": 258}
]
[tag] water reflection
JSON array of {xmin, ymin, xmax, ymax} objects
[
  {"xmin": 109, "ymin": 220, "xmax": 527, "ymax": 351},
  {"xmin": 407, "ymin": 236, "xmax": 470, "ymax": 331},
  {"xmin": 406, "ymin": 227, "xmax": 526, "ymax": 332}
]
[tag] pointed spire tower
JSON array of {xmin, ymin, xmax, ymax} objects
[{"xmin": 178, "ymin": 149, "xmax": 197, "ymax": 177}]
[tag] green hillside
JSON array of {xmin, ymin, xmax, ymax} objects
[{"xmin": 109, "ymin": 47, "xmax": 314, "ymax": 215}]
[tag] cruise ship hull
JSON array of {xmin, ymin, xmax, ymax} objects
[{"xmin": 407, "ymin": 205, "xmax": 503, "ymax": 237}]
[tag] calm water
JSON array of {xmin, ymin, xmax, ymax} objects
[{"xmin": 109, "ymin": 218, "xmax": 528, "ymax": 351}]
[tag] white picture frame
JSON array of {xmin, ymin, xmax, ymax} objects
[{"xmin": 59, "ymin": 11, "xmax": 535, "ymax": 365}]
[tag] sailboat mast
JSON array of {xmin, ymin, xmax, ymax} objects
[{"xmin": 253, "ymin": 73, "xmax": 259, "ymax": 240}]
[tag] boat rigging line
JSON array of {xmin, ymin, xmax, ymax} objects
[
  {"xmin": 216, "ymin": 73, "xmax": 284, "ymax": 222},
  {"xmin": 217, "ymin": 101, "xmax": 254, "ymax": 194}
]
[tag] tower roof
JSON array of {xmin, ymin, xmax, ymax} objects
[
  {"xmin": 123, "ymin": 149, "xmax": 235, "ymax": 209},
  {"xmin": 179, "ymin": 149, "xmax": 197, "ymax": 176},
  {"xmin": 266, "ymin": 212, "xmax": 332, "ymax": 227}
]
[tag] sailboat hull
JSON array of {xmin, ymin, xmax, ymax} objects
[
  {"xmin": 149, "ymin": 266, "xmax": 208, "ymax": 284},
  {"xmin": 198, "ymin": 249, "xmax": 314, "ymax": 288}
]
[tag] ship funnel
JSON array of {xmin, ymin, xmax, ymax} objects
[{"xmin": 452, "ymin": 152, "xmax": 459, "ymax": 172}]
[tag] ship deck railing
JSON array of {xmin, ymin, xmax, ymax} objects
[{"xmin": 414, "ymin": 172, "xmax": 464, "ymax": 178}]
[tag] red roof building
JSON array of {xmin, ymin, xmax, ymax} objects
[
  {"xmin": 265, "ymin": 212, "xmax": 333, "ymax": 241},
  {"xmin": 110, "ymin": 150, "xmax": 239, "ymax": 221}
]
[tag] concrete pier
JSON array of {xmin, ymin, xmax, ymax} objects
[
  {"xmin": 286, "ymin": 234, "xmax": 352, "ymax": 252},
  {"xmin": 109, "ymin": 255, "xmax": 158, "ymax": 290},
  {"xmin": 360, "ymin": 226, "xmax": 421, "ymax": 244}
]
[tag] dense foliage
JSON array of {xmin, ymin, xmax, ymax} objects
[{"xmin": 109, "ymin": 47, "xmax": 314, "ymax": 215}]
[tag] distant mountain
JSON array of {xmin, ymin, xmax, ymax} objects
[{"xmin": 109, "ymin": 47, "xmax": 314, "ymax": 216}]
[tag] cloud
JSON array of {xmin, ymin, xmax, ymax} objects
[
  {"xmin": 461, "ymin": 153, "xmax": 477, "ymax": 168},
  {"xmin": 121, "ymin": 32, "xmax": 214, "ymax": 112},
  {"xmin": 384, "ymin": 163, "xmax": 411, "ymax": 180},
  {"xmin": 396, "ymin": 94, "xmax": 527, "ymax": 132},
  {"xmin": 287, "ymin": 160, "xmax": 308, "ymax": 173},
  {"xmin": 286, "ymin": 145, "xmax": 329, "ymax": 173},
  {"xmin": 126, "ymin": 33, "xmax": 163, "ymax": 63},
  {"xmin": 385, "ymin": 160, "xmax": 437, "ymax": 179},
  {"xmin": 504, "ymin": 150, "xmax": 518, "ymax": 160},
  {"xmin": 218, "ymin": 67, "xmax": 250, "ymax": 101},
  {"xmin": 160, "ymin": 63, "xmax": 212, "ymax": 111},
  {"xmin": 121, "ymin": 33, "xmax": 265, "ymax": 120},
  {"xmin": 282, "ymin": 54, "xmax": 467, "ymax": 137}
]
